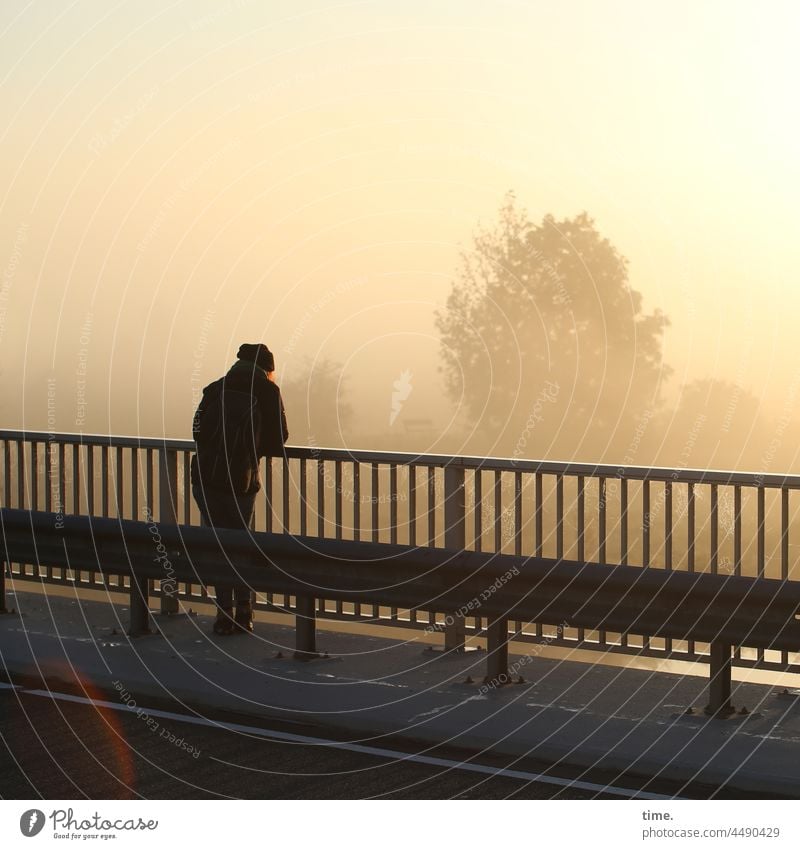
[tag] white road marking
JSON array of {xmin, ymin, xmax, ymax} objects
[{"xmin": 18, "ymin": 685, "xmax": 674, "ymax": 799}]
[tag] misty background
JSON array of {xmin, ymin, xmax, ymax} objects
[{"xmin": 2, "ymin": 0, "xmax": 800, "ymax": 473}]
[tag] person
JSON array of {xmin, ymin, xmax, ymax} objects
[{"xmin": 190, "ymin": 343, "xmax": 288, "ymax": 635}]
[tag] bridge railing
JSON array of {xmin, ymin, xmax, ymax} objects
[{"xmin": 2, "ymin": 429, "xmax": 800, "ymax": 673}]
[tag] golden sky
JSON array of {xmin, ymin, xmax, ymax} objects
[{"xmin": 2, "ymin": 0, "xmax": 799, "ymax": 441}]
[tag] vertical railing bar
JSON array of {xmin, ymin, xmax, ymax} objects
[
  {"xmin": 620, "ymin": 477, "xmax": 628, "ymax": 566},
  {"xmin": 494, "ymin": 471, "xmax": 502, "ymax": 552},
  {"xmin": 87, "ymin": 444, "xmax": 97, "ymax": 583},
  {"xmin": 576, "ymin": 475, "xmax": 585, "ymax": 645},
  {"xmin": 597, "ymin": 475, "xmax": 607, "ymax": 647},
  {"xmin": 87, "ymin": 444, "xmax": 95, "ymax": 517},
  {"xmin": 101, "ymin": 444, "xmax": 109, "ymax": 518},
  {"xmin": 31, "ymin": 441, "xmax": 39, "ymax": 510},
  {"xmin": 44, "ymin": 439, "xmax": 52, "ymax": 512},
  {"xmin": 734, "ymin": 485, "xmax": 742, "ymax": 577},
  {"xmin": 757, "ymin": 486, "xmax": 765, "ymax": 579},
  {"xmin": 353, "ymin": 463, "xmax": 361, "ymax": 542},
  {"xmin": 2, "ymin": 440, "xmax": 9, "ymax": 508},
  {"xmin": 710, "ymin": 483, "xmax": 718, "ymax": 574},
  {"xmin": 390, "ymin": 464, "xmax": 398, "ymax": 545},
  {"xmin": 335, "ymin": 461, "xmax": 343, "ymax": 540},
  {"xmin": 474, "ymin": 469, "xmax": 482, "ymax": 552},
  {"xmin": 514, "ymin": 471, "xmax": 522, "ymax": 557},
  {"xmin": 556, "ymin": 474, "xmax": 564, "ymax": 559},
  {"xmin": 664, "ymin": 480, "xmax": 672, "ymax": 571},
  {"xmin": 687, "ymin": 481, "xmax": 695, "ymax": 657},
  {"xmin": 535, "ymin": 472, "xmax": 543, "ymax": 558},
  {"xmin": 642, "ymin": 480, "xmax": 650, "ymax": 568},
  {"xmin": 72, "ymin": 444, "xmax": 80, "ymax": 516},
  {"xmin": 2, "ymin": 440, "xmax": 10, "ymax": 508},
  {"xmin": 781, "ymin": 487, "xmax": 789, "ymax": 581},
  {"xmin": 577, "ymin": 476, "xmax": 585, "ymax": 561},
  {"xmin": 264, "ymin": 457, "xmax": 273, "ymax": 533},
  {"xmin": 58, "ymin": 442, "xmax": 66, "ymax": 520},
  {"xmin": 17, "ymin": 440, "xmax": 25, "ymax": 509},
  {"xmin": 282, "ymin": 457, "xmax": 290, "ymax": 534},
  {"xmin": 317, "ymin": 459, "xmax": 325, "ymax": 538},
  {"xmin": 41, "ymin": 441, "xmax": 52, "ymax": 579},
  {"xmin": 145, "ymin": 448, "xmax": 154, "ymax": 520},
  {"xmin": 619, "ymin": 475, "xmax": 629, "ymax": 647},
  {"xmin": 116, "ymin": 446, "xmax": 125, "ymax": 520},
  {"xmin": 181, "ymin": 451, "xmax": 190, "ymax": 524},
  {"xmin": 408, "ymin": 465, "xmax": 416, "ymax": 547},
  {"xmin": 372, "ymin": 463, "xmax": 380, "ymax": 543},
  {"xmin": 131, "ymin": 447, "xmax": 139, "ymax": 522},
  {"xmin": 427, "ymin": 466, "xmax": 435, "ymax": 547},
  {"xmin": 299, "ymin": 458, "xmax": 307, "ymax": 536},
  {"xmin": 598, "ymin": 476, "xmax": 606, "ymax": 565}
]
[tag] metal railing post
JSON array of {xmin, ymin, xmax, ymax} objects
[
  {"xmin": 128, "ymin": 570, "xmax": 152, "ymax": 636},
  {"xmin": 444, "ymin": 463, "xmax": 466, "ymax": 652},
  {"xmin": 158, "ymin": 447, "xmax": 179, "ymax": 614},
  {"xmin": 485, "ymin": 617, "xmax": 510, "ymax": 686},
  {"xmin": 294, "ymin": 594, "xmax": 318, "ymax": 660},
  {"xmin": 705, "ymin": 642, "xmax": 735, "ymax": 716}
]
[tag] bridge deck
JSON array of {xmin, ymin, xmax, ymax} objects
[{"xmin": 1, "ymin": 582, "xmax": 799, "ymax": 798}]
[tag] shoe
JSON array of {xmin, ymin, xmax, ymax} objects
[
  {"xmin": 213, "ymin": 609, "xmax": 235, "ymax": 636},
  {"xmin": 234, "ymin": 604, "xmax": 254, "ymax": 634}
]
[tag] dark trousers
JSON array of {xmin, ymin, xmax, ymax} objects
[{"xmin": 191, "ymin": 482, "xmax": 257, "ymax": 613}]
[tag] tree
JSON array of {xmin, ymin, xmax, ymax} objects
[{"xmin": 435, "ymin": 193, "xmax": 670, "ymax": 460}]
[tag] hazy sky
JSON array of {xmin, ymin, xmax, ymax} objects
[{"xmin": 2, "ymin": 0, "xmax": 799, "ymax": 443}]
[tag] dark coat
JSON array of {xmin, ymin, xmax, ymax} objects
[{"xmin": 190, "ymin": 360, "xmax": 289, "ymax": 495}]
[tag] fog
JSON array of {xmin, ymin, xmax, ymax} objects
[{"xmin": 3, "ymin": 1, "xmax": 800, "ymax": 473}]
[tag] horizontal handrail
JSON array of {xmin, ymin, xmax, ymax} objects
[{"xmin": 2, "ymin": 429, "xmax": 797, "ymax": 488}]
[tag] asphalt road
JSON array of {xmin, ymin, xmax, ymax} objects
[{"xmin": 0, "ymin": 688, "xmax": 619, "ymax": 800}]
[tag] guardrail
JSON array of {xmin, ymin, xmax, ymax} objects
[
  {"xmin": 3, "ymin": 508, "xmax": 799, "ymax": 716},
  {"xmin": 2, "ymin": 429, "xmax": 800, "ymax": 674}
]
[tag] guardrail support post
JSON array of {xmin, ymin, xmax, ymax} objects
[
  {"xmin": 705, "ymin": 642, "xmax": 735, "ymax": 716},
  {"xmin": 294, "ymin": 594, "xmax": 319, "ymax": 660},
  {"xmin": 128, "ymin": 571, "xmax": 152, "ymax": 636},
  {"xmin": 485, "ymin": 617, "xmax": 510, "ymax": 686},
  {"xmin": 443, "ymin": 464, "xmax": 466, "ymax": 652},
  {"xmin": 158, "ymin": 447, "xmax": 180, "ymax": 615}
]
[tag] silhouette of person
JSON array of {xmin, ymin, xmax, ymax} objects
[{"xmin": 190, "ymin": 343, "xmax": 288, "ymax": 635}]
